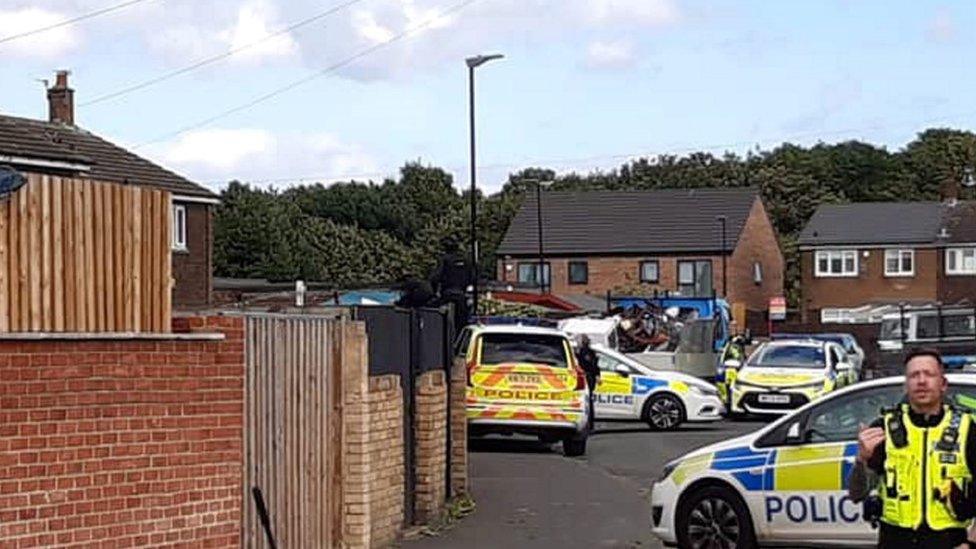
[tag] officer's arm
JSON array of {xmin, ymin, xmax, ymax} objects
[{"xmin": 847, "ymin": 462, "xmax": 876, "ymax": 503}]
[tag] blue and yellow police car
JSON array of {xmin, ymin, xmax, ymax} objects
[{"xmin": 650, "ymin": 375, "xmax": 976, "ymax": 548}]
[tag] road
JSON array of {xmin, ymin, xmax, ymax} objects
[{"xmin": 403, "ymin": 419, "xmax": 764, "ymax": 549}]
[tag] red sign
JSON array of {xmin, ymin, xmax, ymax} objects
[{"xmin": 769, "ymin": 297, "xmax": 787, "ymax": 321}]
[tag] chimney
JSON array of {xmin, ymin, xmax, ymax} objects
[
  {"xmin": 47, "ymin": 70, "xmax": 74, "ymax": 125},
  {"xmin": 940, "ymin": 179, "xmax": 960, "ymax": 203}
]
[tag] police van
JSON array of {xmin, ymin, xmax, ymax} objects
[
  {"xmin": 592, "ymin": 344, "xmax": 724, "ymax": 430},
  {"xmin": 650, "ymin": 375, "xmax": 976, "ymax": 547}
]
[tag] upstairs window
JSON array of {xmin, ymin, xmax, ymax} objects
[
  {"xmin": 884, "ymin": 249, "xmax": 914, "ymax": 277},
  {"xmin": 568, "ymin": 261, "xmax": 588, "ymax": 285},
  {"xmin": 947, "ymin": 248, "xmax": 976, "ymax": 275},
  {"xmin": 172, "ymin": 204, "xmax": 187, "ymax": 251},
  {"xmin": 815, "ymin": 250, "xmax": 857, "ymax": 277}
]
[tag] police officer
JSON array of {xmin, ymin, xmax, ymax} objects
[
  {"xmin": 849, "ymin": 348, "xmax": 976, "ymax": 548},
  {"xmin": 576, "ymin": 335, "xmax": 600, "ymax": 428},
  {"xmin": 718, "ymin": 334, "xmax": 747, "ymax": 407}
]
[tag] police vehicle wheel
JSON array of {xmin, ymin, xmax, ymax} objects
[
  {"xmin": 644, "ymin": 394, "xmax": 685, "ymax": 431},
  {"xmin": 677, "ymin": 485, "xmax": 756, "ymax": 549},
  {"xmin": 562, "ymin": 434, "xmax": 587, "ymax": 457}
]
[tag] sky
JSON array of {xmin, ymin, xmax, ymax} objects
[{"xmin": 0, "ymin": 0, "xmax": 974, "ymax": 195}]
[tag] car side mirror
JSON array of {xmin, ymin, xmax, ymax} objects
[{"xmin": 614, "ymin": 364, "xmax": 631, "ymax": 378}]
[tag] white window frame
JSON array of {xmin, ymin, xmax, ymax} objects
[
  {"xmin": 884, "ymin": 249, "xmax": 915, "ymax": 277},
  {"xmin": 946, "ymin": 247, "xmax": 976, "ymax": 276},
  {"xmin": 821, "ymin": 308, "xmax": 856, "ymax": 324},
  {"xmin": 171, "ymin": 203, "xmax": 187, "ymax": 251},
  {"xmin": 814, "ymin": 250, "xmax": 858, "ymax": 278}
]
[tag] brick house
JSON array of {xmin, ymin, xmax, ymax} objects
[
  {"xmin": 495, "ymin": 187, "xmax": 784, "ymax": 313},
  {"xmin": 0, "ymin": 71, "xmax": 217, "ymax": 308},
  {"xmin": 798, "ymin": 200, "xmax": 976, "ymax": 323}
]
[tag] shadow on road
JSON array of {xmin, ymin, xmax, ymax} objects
[{"xmin": 468, "ymin": 437, "xmax": 559, "ymax": 454}]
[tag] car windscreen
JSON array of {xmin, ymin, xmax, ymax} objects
[
  {"xmin": 879, "ymin": 318, "xmax": 906, "ymax": 341},
  {"xmin": 748, "ymin": 345, "xmax": 825, "ymax": 368},
  {"xmin": 479, "ymin": 333, "xmax": 568, "ymax": 367}
]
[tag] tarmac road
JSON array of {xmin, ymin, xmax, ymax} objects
[{"xmin": 402, "ymin": 419, "xmax": 764, "ymax": 549}]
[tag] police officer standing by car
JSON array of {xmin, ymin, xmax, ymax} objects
[
  {"xmin": 850, "ymin": 348, "xmax": 976, "ymax": 548},
  {"xmin": 576, "ymin": 335, "xmax": 600, "ymax": 429}
]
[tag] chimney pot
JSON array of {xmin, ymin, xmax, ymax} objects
[{"xmin": 47, "ymin": 70, "xmax": 74, "ymax": 126}]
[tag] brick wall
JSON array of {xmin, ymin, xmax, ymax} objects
[
  {"xmin": 449, "ymin": 363, "xmax": 467, "ymax": 497},
  {"xmin": 414, "ymin": 371, "xmax": 447, "ymax": 523},
  {"xmin": 728, "ymin": 198, "xmax": 785, "ymax": 312},
  {"xmin": 0, "ymin": 315, "xmax": 244, "ymax": 548},
  {"xmin": 172, "ymin": 202, "xmax": 213, "ymax": 309},
  {"xmin": 366, "ymin": 376, "xmax": 404, "ymax": 548}
]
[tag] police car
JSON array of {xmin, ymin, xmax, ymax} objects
[
  {"xmin": 458, "ymin": 325, "xmax": 591, "ymax": 456},
  {"xmin": 729, "ymin": 340, "xmax": 857, "ymax": 417},
  {"xmin": 650, "ymin": 375, "xmax": 976, "ymax": 548},
  {"xmin": 592, "ymin": 345, "xmax": 724, "ymax": 430}
]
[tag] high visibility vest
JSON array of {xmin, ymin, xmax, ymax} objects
[{"xmin": 880, "ymin": 404, "xmax": 972, "ymax": 530}]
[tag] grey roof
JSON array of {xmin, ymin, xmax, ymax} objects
[
  {"xmin": 496, "ymin": 187, "xmax": 759, "ymax": 256},
  {"xmin": 0, "ymin": 114, "xmax": 215, "ymax": 198},
  {"xmin": 798, "ymin": 202, "xmax": 947, "ymax": 246}
]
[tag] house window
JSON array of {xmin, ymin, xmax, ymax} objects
[
  {"xmin": 518, "ymin": 263, "xmax": 550, "ymax": 287},
  {"xmin": 172, "ymin": 204, "xmax": 187, "ymax": 251},
  {"xmin": 884, "ymin": 249, "xmax": 914, "ymax": 277},
  {"xmin": 568, "ymin": 261, "xmax": 588, "ymax": 285},
  {"xmin": 639, "ymin": 261, "xmax": 659, "ymax": 283},
  {"xmin": 815, "ymin": 250, "xmax": 857, "ymax": 277},
  {"xmin": 677, "ymin": 260, "xmax": 713, "ymax": 297},
  {"xmin": 947, "ymin": 248, "xmax": 976, "ymax": 275},
  {"xmin": 753, "ymin": 262, "xmax": 763, "ymax": 284}
]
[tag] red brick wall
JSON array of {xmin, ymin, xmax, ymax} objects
[
  {"xmin": 0, "ymin": 316, "xmax": 244, "ymax": 548},
  {"xmin": 728, "ymin": 198, "xmax": 785, "ymax": 311},
  {"xmin": 172, "ymin": 203, "xmax": 213, "ymax": 309}
]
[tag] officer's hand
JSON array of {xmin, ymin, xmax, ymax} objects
[{"xmin": 857, "ymin": 424, "xmax": 885, "ymax": 464}]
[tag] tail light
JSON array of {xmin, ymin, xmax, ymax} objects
[{"xmin": 574, "ymin": 367, "xmax": 586, "ymax": 391}]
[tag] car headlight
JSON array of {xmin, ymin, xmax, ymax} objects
[
  {"xmin": 659, "ymin": 460, "xmax": 680, "ymax": 482},
  {"xmin": 690, "ymin": 384, "xmax": 719, "ymax": 397}
]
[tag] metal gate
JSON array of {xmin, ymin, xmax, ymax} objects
[{"xmin": 243, "ymin": 314, "xmax": 339, "ymax": 548}]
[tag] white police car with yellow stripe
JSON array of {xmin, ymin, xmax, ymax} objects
[
  {"xmin": 592, "ymin": 345, "xmax": 724, "ymax": 430},
  {"xmin": 730, "ymin": 340, "xmax": 857, "ymax": 417},
  {"xmin": 650, "ymin": 374, "xmax": 976, "ymax": 548}
]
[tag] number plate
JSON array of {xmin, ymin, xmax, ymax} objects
[{"xmin": 758, "ymin": 394, "xmax": 790, "ymax": 404}]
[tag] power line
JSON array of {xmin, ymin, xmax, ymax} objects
[
  {"xmin": 0, "ymin": 0, "xmax": 158, "ymax": 46},
  {"xmin": 135, "ymin": 0, "xmax": 480, "ymax": 149},
  {"xmin": 80, "ymin": 0, "xmax": 369, "ymax": 107}
]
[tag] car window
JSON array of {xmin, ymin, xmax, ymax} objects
[
  {"xmin": 805, "ymin": 385, "xmax": 904, "ymax": 443},
  {"xmin": 454, "ymin": 328, "xmax": 472, "ymax": 358},
  {"xmin": 596, "ymin": 352, "xmax": 631, "ymax": 373},
  {"xmin": 749, "ymin": 345, "xmax": 825, "ymax": 368},
  {"xmin": 479, "ymin": 333, "xmax": 568, "ymax": 367}
]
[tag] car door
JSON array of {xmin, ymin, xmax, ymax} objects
[
  {"xmin": 756, "ymin": 383, "xmax": 903, "ymax": 544},
  {"xmin": 827, "ymin": 344, "xmax": 852, "ymax": 387},
  {"xmin": 593, "ymin": 351, "xmax": 638, "ymax": 419}
]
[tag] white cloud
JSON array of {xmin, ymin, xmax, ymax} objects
[
  {"xmin": 219, "ymin": 0, "xmax": 298, "ymax": 61},
  {"xmin": 0, "ymin": 7, "xmax": 80, "ymax": 58},
  {"xmin": 149, "ymin": 128, "xmax": 380, "ymax": 187},
  {"xmin": 584, "ymin": 40, "xmax": 636, "ymax": 70},
  {"xmin": 927, "ymin": 8, "xmax": 956, "ymax": 43},
  {"xmin": 584, "ymin": 0, "xmax": 680, "ymax": 27},
  {"xmin": 162, "ymin": 128, "xmax": 274, "ymax": 171}
]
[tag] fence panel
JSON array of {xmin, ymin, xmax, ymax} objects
[
  {"xmin": 244, "ymin": 314, "xmax": 336, "ymax": 548},
  {"xmin": 0, "ymin": 174, "xmax": 171, "ymax": 332}
]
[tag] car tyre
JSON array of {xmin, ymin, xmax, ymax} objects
[
  {"xmin": 643, "ymin": 393, "xmax": 685, "ymax": 431},
  {"xmin": 562, "ymin": 434, "xmax": 587, "ymax": 457},
  {"xmin": 676, "ymin": 485, "xmax": 756, "ymax": 549}
]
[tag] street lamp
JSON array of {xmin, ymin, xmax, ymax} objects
[
  {"xmin": 716, "ymin": 215, "xmax": 728, "ymax": 297},
  {"xmin": 466, "ymin": 53, "xmax": 504, "ymax": 319},
  {"xmin": 533, "ymin": 180, "xmax": 553, "ymax": 293}
]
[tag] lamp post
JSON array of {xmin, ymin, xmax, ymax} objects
[
  {"xmin": 534, "ymin": 180, "xmax": 553, "ymax": 293},
  {"xmin": 466, "ymin": 53, "xmax": 504, "ymax": 319},
  {"xmin": 716, "ymin": 215, "xmax": 728, "ymax": 297}
]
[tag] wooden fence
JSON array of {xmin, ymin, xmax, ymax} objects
[
  {"xmin": 244, "ymin": 314, "xmax": 341, "ymax": 548},
  {"xmin": 0, "ymin": 174, "xmax": 172, "ymax": 333}
]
